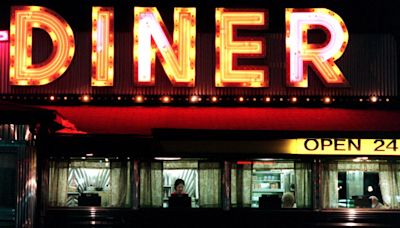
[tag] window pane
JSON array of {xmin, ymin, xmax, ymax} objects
[
  {"xmin": 323, "ymin": 158, "xmax": 399, "ymax": 209},
  {"xmin": 49, "ymin": 157, "xmax": 131, "ymax": 208},
  {"xmin": 140, "ymin": 160, "xmax": 222, "ymax": 209},
  {"xmin": 231, "ymin": 163, "xmax": 252, "ymax": 207},
  {"xmin": 232, "ymin": 159, "xmax": 312, "ymax": 209},
  {"xmin": 140, "ymin": 161, "xmax": 162, "ymax": 208},
  {"xmin": 163, "ymin": 167, "xmax": 199, "ymax": 208},
  {"xmin": 199, "ymin": 162, "xmax": 221, "ymax": 208}
]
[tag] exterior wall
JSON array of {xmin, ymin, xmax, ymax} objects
[{"xmin": 0, "ymin": 124, "xmax": 38, "ymax": 228}]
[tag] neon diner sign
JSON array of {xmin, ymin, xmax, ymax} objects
[{"xmin": 9, "ymin": 6, "xmax": 349, "ymax": 88}]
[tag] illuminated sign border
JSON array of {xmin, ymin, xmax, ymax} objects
[{"xmin": 289, "ymin": 138, "xmax": 400, "ymax": 156}]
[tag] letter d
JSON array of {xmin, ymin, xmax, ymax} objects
[{"xmin": 10, "ymin": 6, "xmax": 75, "ymax": 85}]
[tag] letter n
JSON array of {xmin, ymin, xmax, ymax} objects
[{"xmin": 133, "ymin": 7, "xmax": 196, "ymax": 86}]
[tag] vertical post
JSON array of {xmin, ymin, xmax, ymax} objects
[
  {"xmin": 222, "ymin": 161, "xmax": 231, "ymax": 211},
  {"xmin": 36, "ymin": 123, "xmax": 50, "ymax": 228},
  {"xmin": 131, "ymin": 160, "xmax": 140, "ymax": 210},
  {"xmin": 236, "ymin": 164, "xmax": 243, "ymax": 207},
  {"xmin": 38, "ymin": 157, "xmax": 49, "ymax": 227}
]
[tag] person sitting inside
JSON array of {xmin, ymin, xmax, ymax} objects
[
  {"xmin": 369, "ymin": 196, "xmax": 384, "ymax": 209},
  {"xmin": 169, "ymin": 179, "xmax": 190, "ymax": 208},
  {"xmin": 171, "ymin": 178, "xmax": 187, "ymax": 196},
  {"xmin": 282, "ymin": 192, "xmax": 295, "ymax": 208}
]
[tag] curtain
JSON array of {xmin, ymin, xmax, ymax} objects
[
  {"xmin": 321, "ymin": 162, "xmax": 338, "ymax": 208},
  {"xmin": 199, "ymin": 162, "xmax": 221, "ymax": 208},
  {"xmin": 242, "ymin": 165, "xmax": 252, "ymax": 206},
  {"xmin": 338, "ymin": 162, "xmax": 379, "ymax": 171},
  {"xmin": 231, "ymin": 165, "xmax": 237, "ymax": 206},
  {"xmin": 110, "ymin": 160, "xmax": 131, "ymax": 207},
  {"xmin": 295, "ymin": 162, "xmax": 312, "ymax": 208},
  {"xmin": 48, "ymin": 160, "xmax": 69, "ymax": 207},
  {"xmin": 140, "ymin": 161, "xmax": 162, "ymax": 207},
  {"xmin": 379, "ymin": 162, "xmax": 400, "ymax": 209},
  {"xmin": 231, "ymin": 164, "xmax": 251, "ymax": 207}
]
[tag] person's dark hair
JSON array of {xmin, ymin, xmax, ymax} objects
[
  {"xmin": 290, "ymin": 183, "xmax": 295, "ymax": 192},
  {"xmin": 174, "ymin": 178, "xmax": 185, "ymax": 190}
]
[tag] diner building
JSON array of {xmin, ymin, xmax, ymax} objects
[{"xmin": 1, "ymin": 0, "xmax": 400, "ymax": 227}]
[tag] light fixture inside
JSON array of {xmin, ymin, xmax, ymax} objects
[{"xmin": 154, "ymin": 157, "xmax": 181, "ymax": 161}]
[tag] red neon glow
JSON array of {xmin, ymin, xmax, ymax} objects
[
  {"xmin": 38, "ymin": 106, "xmax": 400, "ymax": 135},
  {"xmin": 9, "ymin": 6, "xmax": 75, "ymax": 86},
  {"xmin": 134, "ymin": 7, "xmax": 196, "ymax": 86},
  {"xmin": 215, "ymin": 8, "xmax": 268, "ymax": 87},
  {"xmin": 286, "ymin": 8, "xmax": 349, "ymax": 87},
  {"xmin": 236, "ymin": 161, "xmax": 253, "ymax": 165}
]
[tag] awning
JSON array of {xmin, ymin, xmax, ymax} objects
[{"xmin": 39, "ymin": 106, "xmax": 400, "ymax": 136}]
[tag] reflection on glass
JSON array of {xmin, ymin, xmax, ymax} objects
[
  {"xmin": 68, "ymin": 167, "xmax": 110, "ymax": 207},
  {"xmin": 325, "ymin": 159, "xmax": 400, "ymax": 209},
  {"xmin": 231, "ymin": 159, "xmax": 312, "ymax": 209},
  {"xmin": 48, "ymin": 157, "xmax": 131, "ymax": 208},
  {"xmin": 139, "ymin": 160, "xmax": 221, "ymax": 208},
  {"xmin": 163, "ymin": 162, "xmax": 199, "ymax": 208}
]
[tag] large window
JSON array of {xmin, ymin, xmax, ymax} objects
[
  {"xmin": 48, "ymin": 157, "xmax": 131, "ymax": 208},
  {"xmin": 47, "ymin": 156, "xmax": 400, "ymax": 210},
  {"xmin": 139, "ymin": 159, "xmax": 221, "ymax": 208},
  {"xmin": 322, "ymin": 158, "xmax": 400, "ymax": 209},
  {"xmin": 231, "ymin": 159, "xmax": 312, "ymax": 209}
]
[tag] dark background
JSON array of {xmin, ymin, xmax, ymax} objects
[{"xmin": 1, "ymin": 0, "xmax": 398, "ymax": 34}]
